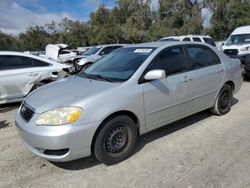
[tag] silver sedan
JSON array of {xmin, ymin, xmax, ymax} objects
[{"xmin": 15, "ymin": 42, "xmax": 243, "ymax": 165}]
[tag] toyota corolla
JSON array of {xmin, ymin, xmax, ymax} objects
[{"xmin": 15, "ymin": 42, "xmax": 243, "ymax": 165}]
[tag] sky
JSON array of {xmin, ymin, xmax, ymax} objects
[
  {"xmin": 0, "ymin": 0, "xmax": 160, "ymax": 36},
  {"xmin": 0, "ymin": 0, "xmax": 211, "ymax": 36}
]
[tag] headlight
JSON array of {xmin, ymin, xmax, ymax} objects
[
  {"xmin": 240, "ymin": 46, "xmax": 249, "ymax": 51},
  {"xmin": 35, "ymin": 107, "xmax": 83, "ymax": 126}
]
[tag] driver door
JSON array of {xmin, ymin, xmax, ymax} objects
[{"xmin": 142, "ymin": 46, "xmax": 194, "ymax": 129}]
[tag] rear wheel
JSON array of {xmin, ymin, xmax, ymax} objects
[
  {"xmin": 210, "ymin": 84, "xmax": 232, "ymax": 116},
  {"xmin": 94, "ymin": 115, "xmax": 138, "ymax": 165}
]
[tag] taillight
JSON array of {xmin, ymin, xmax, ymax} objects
[{"xmin": 241, "ymin": 63, "xmax": 244, "ymax": 69}]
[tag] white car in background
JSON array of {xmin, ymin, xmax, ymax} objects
[
  {"xmin": 0, "ymin": 51, "xmax": 70, "ymax": 105},
  {"xmin": 76, "ymin": 44, "xmax": 127, "ymax": 71},
  {"xmin": 45, "ymin": 44, "xmax": 78, "ymax": 63},
  {"xmin": 159, "ymin": 35, "xmax": 217, "ymax": 47}
]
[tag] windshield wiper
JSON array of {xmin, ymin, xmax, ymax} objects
[
  {"xmin": 95, "ymin": 74, "xmax": 115, "ymax": 82},
  {"xmin": 79, "ymin": 72, "xmax": 116, "ymax": 82}
]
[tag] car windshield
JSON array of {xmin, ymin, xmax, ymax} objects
[
  {"xmin": 79, "ymin": 47, "xmax": 156, "ymax": 82},
  {"xmin": 84, "ymin": 47, "xmax": 101, "ymax": 55},
  {"xmin": 225, "ymin": 34, "xmax": 250, "ymax": 45}
]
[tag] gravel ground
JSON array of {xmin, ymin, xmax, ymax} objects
[{"xmin": 1, "ymin": 82, "xmax": 250, "ymax": 188}]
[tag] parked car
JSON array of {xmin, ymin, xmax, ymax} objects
[
  {"xmin": 16, "ymin": 42, "xmax": 242, "ymax": 165},
  {"xmin": 221, "ymin": 26, "xmax": 250, "ymax": 78},
  {"xmin": 75, "ymin": 44, "xmax": 127, "ymax": 72},
  {"xmin": 159, "ymin": 35, "xmax": 217, "ymax": 47},
  {"xmin": 45, "ymin": 44, "xmax": 78, "ymax": 63},
  {"xmin": 0, "ymin": 51, "xmax": 70, "ymax": 105}
]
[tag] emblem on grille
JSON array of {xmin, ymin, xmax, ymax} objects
[{"xmin": 21, "ymin": 106, "xmax": 27, "ymax": 113}]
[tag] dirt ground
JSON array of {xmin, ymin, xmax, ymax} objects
[{"xmin": 1, "ymin": 82, "xmax": 250, "ymax": 188}]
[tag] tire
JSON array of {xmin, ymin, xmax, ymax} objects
[
  {"xmin": 94, "ymin": 115, "xmax": 138, "ymax": 165},
  {"xmin": 210, "ymin": 84, "xmax": 232, "ymax": 116},
  {"xmin": 31, "ymin": 82, "xmax": 45, "ymax": 91}
]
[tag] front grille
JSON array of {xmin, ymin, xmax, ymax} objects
[
  {"xmin": 223, "ymin": 49, "xmax": 239, "ymax": 56},
  {"xmin": 20, "ymin": 103, "xmax": 35, "ymax": 122},
  {"xmin": 245, "ymin": 63, "xmax": 250, "ymax": 71}
]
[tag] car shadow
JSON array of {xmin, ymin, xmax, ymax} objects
[
  {"xmin": 52, "ymin": 97, "xmax": 239, "ymax": 170},
  {"xmin": 51, "ymin": 156, "xmax": 100, "ymax": 170},
  {"xmin": 0, "ymin": 102, "xmax": 20, "ymax": 113},
  {"xmin": 0, "ymin": 120, "xmax": 11, "ymax": 129}
]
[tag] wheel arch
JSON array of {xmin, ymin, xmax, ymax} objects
[
  {"xmin": 90, "ymin": 110, "xmax": 140, "ymax": 155},
  {"xmin": 224, "ymin": 80, "xmax": 235, "ymax": 92}
]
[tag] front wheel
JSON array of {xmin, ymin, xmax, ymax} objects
[
  {"xmin": 94, "ymin": 115, "xmax": 138, "ymax": 165},
  {"xmin": 210, "ymin": 84, "xmax": 232, "ymax": 116}
]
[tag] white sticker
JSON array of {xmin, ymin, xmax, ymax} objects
[{"xmin": 134, "ymin": 49, "xmax": 153, "ymax": 53}]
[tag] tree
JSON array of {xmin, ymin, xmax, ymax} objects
[
  {"xmin": 209, "ymin": 0, "xmax": 250, "ymax": 40},
  {"xmin": 0, "ymin": 32, "xmax": 20, "ymax": 51}
]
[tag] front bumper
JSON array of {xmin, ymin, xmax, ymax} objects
[{"xmin": 15, "ymin": 110, "xmax": 100, "ymax": 162}]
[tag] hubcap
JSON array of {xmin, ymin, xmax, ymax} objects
[
  {"xmin": 105, "ymin": 126, "xmax": 128, "ymax": 154},
  {"xmin": 220, "ymin": 91, "xmax": 230, "ymax": 110}
]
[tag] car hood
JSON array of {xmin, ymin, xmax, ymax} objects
[
  {"xmin": 222, "ymin": 44, "xmax": 250, "ymax": 50},
  {"xmin": 25, "ymin": 76, "xmax": 120, "ymax": 113}
]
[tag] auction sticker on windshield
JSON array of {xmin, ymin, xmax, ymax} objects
[{"xmin": 134, "ymin": 49, "xmax": 153, "ymax": 53}]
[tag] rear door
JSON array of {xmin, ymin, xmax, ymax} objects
[
  {"xmin": 0, "ymin": 55, "xmax": 39, "ymax": 101},
  {"xmin": 185, "ymin": 45, "xmax": 224, "ymax": 112},
  {"xmin": 142, "ymin": 46, "xmax": 194, "ymax": 129}
]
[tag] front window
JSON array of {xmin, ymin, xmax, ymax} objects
[
  {"xmin": 84, "ymin": 47, "xmax": 101, "ymax": 56},
  {"xmin": 225, "ymin": 34, "xmax": 250, "ymax": 45},
  {"xmin": 79, "ymin": 47, "xmax": 156, "ymax": 82}
]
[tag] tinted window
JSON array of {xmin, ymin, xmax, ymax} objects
[
  {"xmin": 193, "ymin": 37, "xmax": 202, "ymax": 42},
  {"xmin": 59, "ymin": 50, "xmax": 70, "ymax": 55},
  {"xmin": 84, "ymin": 47, "xmax": 101, "ymax": 55},
  {"xmin": 33, "ymin": 59, "xmax": 50, "ymax": 67},
  {"xmin": 203, "ymin": 38, "xmax": 216, "ymax": 47},
  {"xmin": 0, "ymin": 55, "xmax": 33, "ymax": 70},
  {"xmin": 147, "ymin": 47, "xmax": 186, "ymax": 76},
  {"xmin": 187, "ymin": 46, "xmax": 220, "ymax": 70},
  {"xmin": 183, "ymin": 37, "xmax": 191, "ymax": 41},
  {"xmin": 112, "ymin": 46, "xmax": 123, "ymax": 50},
  {"xmin": 99, "ymin": 47, "xmax": 115, "ymax": 55}
]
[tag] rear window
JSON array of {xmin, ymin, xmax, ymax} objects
[
  {"xmin": 0, "ymin": 55, "xmax": 33, "ymax": 70},
  {"xmin": 203, "ymin": 38, "xmax": 216, "ymax": 47},
  {"xmin": 183, "ymin": 38, "xmax": 191, "ymax": 41},
  {"xmin": 193, "ymin": 37, "xmax": 202, "ymax": 42}
]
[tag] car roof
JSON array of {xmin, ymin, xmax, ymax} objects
[
  {"xmin": 232, "ymin": 26, "xmax": 250, "ymax": 35},
  {"xmin": 178, "ymin": 35, "xmax": 211, "ymax": 38},
  {"xmin": 126, "ymin": 41, "xmax": 215, "ymax": 50},
  {"xmin": 129, "ymin": 41, "xmax": 188, "ymax": 48}
]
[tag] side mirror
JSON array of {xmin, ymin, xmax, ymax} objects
[{"xmin": 144, "ymin": 70, "xmax": 166, "ymax": 81}]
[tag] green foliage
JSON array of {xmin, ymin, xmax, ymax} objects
[
  {"xmin": 209, "ymin": 0, "xmax": 250, "ymax": 40},
  {"xmin": 0, "ymin": 0, "xmax": 250, "ymax": 51},
  {"xmin": 0, "ymin": 32, "xmax": 20, "ymax": 51}
]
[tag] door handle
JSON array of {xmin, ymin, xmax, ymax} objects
[
  {"xmin": 216, "ymin": 68, "xmax": 224, "ymax": 73},
  {"xmin": 183, "ymin": 76, "xmax": 193, "ymax": 83}
]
